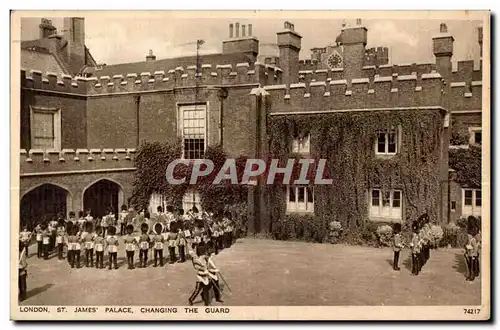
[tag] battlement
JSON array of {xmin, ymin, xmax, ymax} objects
[
  {"xmin": 20, "ymin": 148, "xmax": 137, "ymax": 174},
  {"xmin": 365, "ymin": 46, "xmax": 389, "ymax": 67},
  {"xmin": 263, "ymin": 71, "xmax": 448, "ymax": 113},
  {"xmin": 21, "ymin": 62, "xmax": 283, "ymax": 95},
  {"xmin": 451, "ymin": 59, "xmax": 483, "ymax": 83}
]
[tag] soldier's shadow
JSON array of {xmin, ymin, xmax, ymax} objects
[
  {"xmin": 402, "ymin": 254, "xmax": 413, "ymax": 271},
  {"xmin": 453, "ymin": 252, "xmax": 468, "ymax": 275},
  {"xmin": 25, "ymin": 283, "xmax": 54, "ymax": 300}
]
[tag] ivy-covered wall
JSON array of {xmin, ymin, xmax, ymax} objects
[{"xmin": 261, "ymin": 109, "xmax": 446, "ymax": 231}]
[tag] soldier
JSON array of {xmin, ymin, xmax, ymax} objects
[
  {"xmin": 18, "ymin": 240, "xmax": 28, "ymax": 302},
  {"xmin": 138, "ymin": 223, "xmax": 151, "ymax": 268},
  {"xmin": 94, "ymin": 226, "xmax": 105, "ymax": 269},
  {"xmin": 19, "ymin": 225, "xmax": 32, "ymax": 258},
  {"xmin": 106, "ymin": 226, "xmax": 119, "ymax": 270},
  {"xmin": 166, "ymin": 205, "xmax": 176, "ymax": 230},
  {"xmin": 465, "ymin": 216, "xmax": 479, "ymax": 281},
  {"xmin": 207, "ymin": 241, "xmax": 224, "ymax": 303},
  {"xmin": 188, "ymin": 241, "xmax": 211, "ymax": 306},
  {"xmin": 41, "ymin": 223, "xmax": 51, "ymax": 260},
  {"xmin": 167, "ymin": 221, "xmax": 178, "ymax": 264},
  {"xmin": 67, "ymin": 225, "xmax": 81, "ymax": 268},
  {"xmin": 392, "ymin": 223, "xmax": 403, "ymax": 271},
  {"xmin": 124, "ymin": 224, "xmax": 137, "ymax": 270},
  {"xmin": 119, "ymin": 204, "xmax": 128, "ymax": 236},
  {"xmin": 192, "ymin": 219, "xmax": 204, "ymax": 252},
  {"xmin": 152, "ymin": 222, "xmax": 165, "ymax": 267},
  {"xmin": 474, "ymin": 217, "xmax": 481, "ymax": 277},
  {"xmin": 65, "ymin": 221, "xmax": 74, "ymax": 265},
  {"xmin": 410, "ymin": 220, "xmax": 421, "ymax": 276},
  {"xmin": 82, "ymin": 222, "xmax": 95, "ymax": 267},
  {"xmin": 177, "ymin": 221, "xmax": 187, "ymax": 263},
  {"xmin": 56, "ymin": 219, "xmax": 66, "ymax": 260},
  {"xmin": 67, "ymin": 211, "xmax": 76, "ymax": 225},
  {"xmin": 35, "ymin": 222, "xmax": 43, "ymax": 259},
  {"xmin": 101, "ymin": 211, "xmax": 109, "ymax": 238}
]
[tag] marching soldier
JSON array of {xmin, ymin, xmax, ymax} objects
[
  {"xmin": 119, "ymin": 205, "xmax": 128, "ymax": 236},
  {"xmin": 67, "ymin": 225, "xmax": 81, "ymax": 268},
  {"xmin": 94, "ymin": 226, "xmax": 106, "ymax": 269},
  {"xmin": 19, "ymin": 225, "xmax": 32, "ymax": 258},
  {"xmin": 465, "ymin": 216, "xmax": 479, "ymax": 281},
  {"xmin": 188, "ymin": 241, "xmax": 211, "ymax": 306},
  {"xmin": 19, "ymin": 240, "xmax": 28, "ymax": 302},
  {"xmin": 410, "ymin": 220, "xmax": 421, "ymax": 275},
  {"xmin": 392, "ymin": 223, "xmax": 403, "ymax": 271},
  {"xmin": 106, "ymin": 226, "xmax": 119, "ymax": 270},
  {"xmin": 82, "ymin": 222, "xmax": 95, "ymax": 267},
  {"xmin": 138, "ymin": 223, "xmax": 151, "ymax": 268},
  {"xmin": 167, "ymin": 221, "xmax": 178, "ymax": 264},
  {"xmin": 177, "ymin": 221, "xmax": 187, "ymax": 263},
  {"xmin": 41, "ymin": 223, "xmax": 51, "ymax": 260},
  {"xmin": 56, "ymin": 219, "xmax": 66, "ymax": 260},
  {"xmin": 207, "ymin": 241, "xmax": 224, "ymax": 303},
  {"xmin": 124, "ymin": 224, "xmax": 137, "ymax": 269},
  {"xmin": 192, "ymin": 220, "xmax": 204, "ymax": 252},
  {"xmin": 152, "ymin": 223, "xmax": 165, "ymax": 267},
  {"xmin": 35, "ymin": 222, "xmax": 43, "ymax": 259}
]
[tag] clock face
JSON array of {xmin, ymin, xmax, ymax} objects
[{"xmin": 327, "ymin": 50, "xmax": 343, "ymax": 69}]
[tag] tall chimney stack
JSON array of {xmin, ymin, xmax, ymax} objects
[
  {"xmin": 229, "ymin": 23, "xmax": 234, "ymax": 38},
  {"xmin": 39, "ymin": 18, "xmax": 56, "ymax": 39},
  {"xmin": 242, "ymin": 24, "xmax": 246, "ymax": 37},
  {"xmin": 248, "ymin": 24, "xmax": 253, "ymax": 36},
  {"xmin": 235, "ymin": 22, "xmax": 240, "ymax": 38}
]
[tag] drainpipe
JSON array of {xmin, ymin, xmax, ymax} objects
[
  {"xmin": 217, "ymin": 88, "xmax": 228, "ymax": 147},
  {"xmin": 135, "ymin": 95, "xmax": 141, "ymax": 147}
]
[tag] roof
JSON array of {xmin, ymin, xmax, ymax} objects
[
  {"xmin": 21, "ymin": 49, "xmax": 68, "ymax": 75},
  {"xmin": 94, "ymin": 52, "xmax": 254, "ymax": 78}
]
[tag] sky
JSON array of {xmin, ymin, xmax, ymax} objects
[{"xmin": 20, "ymin": 13, "xmax": 483, "ymax": 68}]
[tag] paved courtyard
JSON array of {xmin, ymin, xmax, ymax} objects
[{"xmin": 19, "ymin": 238, "xmax": 481, "ymax": 306}]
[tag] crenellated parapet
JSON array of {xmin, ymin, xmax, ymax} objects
[
  {"xmin": 20, "ymin": 148, "xmax": 137, "ymax": 175},
  {"xmin": 263, "ymin": 71, "xmax": 446, "ymax": 113},
  {"xmin": 21, "ymin": 61, "xmax": 282, "ymax": 96},
  {"xmin": 451, "ymin": 60, "xmax": 482, "ymax": 86}
]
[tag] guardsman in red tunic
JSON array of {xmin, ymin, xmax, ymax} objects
[
  {"xmin": 56, "ymin": 219, "xmax": 66, "ymax": 260},
  {"xmin": 410, "ymin": 220, "xmax": 421, "ymax": 275},
  {"xmin": 41, "ymin": 223, "xmax": 51, "ymax": 260},
  {"xmin": 67, "ymin": 225, "xmax": 82, "ymax": 268},
  {"xmin": 94, "ymin": 226, "xmax": 105, "ymax": 269},
  {"xmin": 106, "ymin": 226, "xmax": 119, "ymax": 270},
  {"xmin": 19, "ymin": 225, "xmax": 32, "ymax": 258},
  {"xmin": 177, "ymin": 221, "xmax": 187, "ymax": 263},
  {"xmin": 18, "ymin": 241, "xmax": 28, "ymax": 302},
  {"xmin": 82, "ymin": 221, "xmax": 95, "ymax": 267},
  {"xmin": 152, "ymin": 223, "xmax": 165, "ymax": 267},
  {"xmin": 207, "ymin": 241, "xmax": 224, "ymax": 303},
  {"xmin": 138, "ymin": 223, "xmax": 151, "ymax": 268},
  {"xmin": 192, "ymin": 220, "xmax": 204, "ymax": 252},
  {"xmin": 188, "ymin": 242, "xmax": 211, "ymax": 306},
  {"xmin": 392, "ymin": 223, "xmax": 403, "ymax": 271},
  {"xmin": 35, "ymin": 223, "xmax": 43, "ymax": 258},
  {"xmin": 167, "ymin": 221, "xmax": 178, "ymax": 264},
  {"xmin": 123, "ymin": 224, "xmax": 137, "ymax": 269}
]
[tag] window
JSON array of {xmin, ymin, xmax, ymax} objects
[
  {"xmin": 183, "ymin": 190, "xmax": 202, "ymax": 213},
  {"xmin": 462, "ymin": 189, "xmax": 481, "ymax": 217},
  {"xmin": 30, "ymin": 106, "xmax": 61, "ymax": 150},
  {"xmin": 451, "ymin": 201, "xmax": 456, "ymax": 212},
  {"xmin": 369, "ymin": 189, "xmax": 402, "ymax": 220},
  {"xmin": 291, "ymin": 134, "xmax": 310, "ymax": 154},
  {"xmin": 375, "ymin": 128, "xmax": 398, "ymax": 155},
  {"xmin": 469, "ymin": 127, "xmax": 482, "ymax": 145},
  {"xmin": 287, "ymin": 186, "xmax": 314, "ymax": 213},
  {"xmin": 178, "ymin": 104, "xmax": 206, "ymax": 159}
]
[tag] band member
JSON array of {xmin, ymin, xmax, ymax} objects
[
  {"xmin": 418, "ymin": 214, "xmax": 430, "ymax": 267},
  {"xmin": 410, "ymin": 220, "xmax": 421, "ymax": 275},
  {"xmin": 67, "ymin": 211, "xmax": 76, "ymax": 225},
  {"xmin": 216, "ymin": 218, "xmax": 224, "ymax": 251},
  {"xmin": 119, "ymin": 204, "xmax": 128, "ymax": 236},
  {"xmin": 67, "ymin": 225, "xmax": 81, "ymax": 268},
  {"xmin": 94, "ymin": 226, "xmax": 105, "ymax": 269},
  {"xmin": 153, "ymin": 223, "xmax": 165, "ymax": 267},
  {"xmin": 210, "ymin": 221, "xmax": 220, "ymax": 255},
  {"xmin": 465, "ymin": 216, "xmax": 479, "ymax": 281},
  {"xmin": 166, "ymin": 205, "xmax": 176, "ymax": 230},
  {"xmin": 188, "ymin": 242, "xmax": 210, "ymax": 306},
  {"xmin": 35, "ymin": 223, "xmax": 43, "ymax": 258},
  {"xmin": 392, "ymin": 223, "xmax": 403, "ymax": 271},
  {"xmin": 66, "ymin": 221, "xmax": 74, "ymax": 264},
  {"xmin": 167, "ymin": 221, "xmax": 178, "ymax": 264},
  {"xmin": 41, "ymin": 223, "xmax": 51, "ymax": 260},
  {"xmin": 124, "ymin": 224, "xmax": 137, "ymax": 269},
  {"xmin": 222, "ymin": 213, "xmax": 232, "ymax": 248},
  {"xmin": 77, "ymin": 211, "xmax": 86, "ymax": 232},
  {"xmin": 207, "ymin": 241, "xmax": 224, "ymax": 303},
  {"xmin": 177, "ymin": 221, "xmax": 187, "ymax": 263},
  {"xmin": 56, "ymin": 219, "xmax": 66, "ymax": 260},
  {"xmin": 19, "ymin": 241, "xmax": 28, "ymax": 302},
  {"xmin": 101, "ymin": 212, "xmax": 109, "ymax": 238},
  {"xmin": 106, "ymin": 226, "xmax": 119, "ymax": 270},
  {"xmin": 82, "ymin": 222, "xmax": 95, "ymax": 267},
  {"xmin": 19, "ymin": 226, "xmax": 32, "ymax": 258},
  {"xmin": 138, "ymin": 223, "xmax": 151, "ymax": 268},
  {"xmin": 192, "ymin": 220, "xmax": 204, "ymax": 252}
]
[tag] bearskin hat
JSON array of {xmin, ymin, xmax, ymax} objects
[
  {"xmin": 126, "ymin": 224, "xmax": 134, "ymax": 233},
  {"xmin": 411, "ymin": 220, "xmax": 419, "ymax": 233},
  {"xmin": 194, "ymin": 219, "xmax": 204, "ymax": 228},
  {"xmin": 95, "ymin": 225, "xmax": 103, "ymax": 235},
  {"xmin": 393, "ymin": 223, "xmax": 402, "ymax": 233},
  {"xmin": 170, "ymin": 221, "xmax": 178, "ymax": 232},
  {"xmin": 107, "ymin": 226, "xmax": 117, "ymax": 235},
  {"xmin": 196, "ymin": 241, "xmax": 207, "ymax": 256},
  {"xmin": 140, "ymin": 222, "xmax": 149, "ymax": 233},
  {"xmin": 85, "ymin": 221, "xmax": 93, "ymax": 232},
  {"xmin": 154, "ymin": 222, "xmax": 163, "ymax": 235}
]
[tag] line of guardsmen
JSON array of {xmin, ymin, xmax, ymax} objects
[{"xmin": 392, "ymin": 213, "xmax": 481, "ymax": 280}]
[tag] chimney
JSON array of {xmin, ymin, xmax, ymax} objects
[
  {"xmin": 340, "ymin": 18, "xmax": 367, "ymax": 81},
  {"xmin": 242, "ymin": 24, "xmax": 246, "ymax": 37},
  {"xmin": 39, "ymin": 18, "xmax": 56, "ymax": 39},
  {"xmin": 63, "ymin": 17, "xmax": 86, "ymax": 75},
  {"xmin": 248, "ymin": 24, "xmax": 253, "ymax": 36},
  {"xmin": 235, "ymin": 23, "xmax": 240, "ymax": 38},
  {"xmin": 432, "ymin": 22, "xmax": 454, "ymax": 76},
  {"xmin": 222, "ymin": 22, "xmax": 259, "ymax": 62},
  {"xmin": 277, "ymin": 21, "xmax": 302, "ymax": 86},
  {"xmin": 146, "ymin": 49, "xmax": 156, "ymax": 61},
  {"xmin": 229, "ymin": 23, "xmax": 234, "ymax": 38}
]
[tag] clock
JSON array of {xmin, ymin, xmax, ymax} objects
[{"xmin": 327, "ymin": 50, "xmax": 343, "ymax": 69}]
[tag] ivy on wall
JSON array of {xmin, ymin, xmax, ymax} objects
[
  {"xmin": 130, "ymin": 141, "xmax": 248, "ymax": 215},
  {"xmin": 449, "ymin": 145, "xmax": 481, "ymax": 188},
  {"xmin": 266, "ymin": 110, "xmax": 444, "ymax": 230}
]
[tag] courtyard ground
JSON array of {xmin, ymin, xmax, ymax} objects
[{"xmin": 19, "ymin": 238, "xmax": 481, "ymax": 306}]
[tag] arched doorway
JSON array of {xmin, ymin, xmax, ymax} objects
[
  {"xmin": 20, "ymin": 184, "xmax": 69, "ymax": 228},
  {"xmin": 83, "ymin": 179, "xmax": 122, "ymax": 219}
]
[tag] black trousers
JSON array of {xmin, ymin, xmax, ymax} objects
[
  {"xmin": 96, "ymin": 251, "xmax": 104, "ymax": 268},
  {"xmin": 37, "ymin": 241, "xmax": 42, "ymax": 258},
  {"xmin": 85, "ymin": 248, "xmax": 94, "ymax": 267},
  {"xmin": 474, "ymin": 257, "xmax": 480, "ymax": 277},
  {"xmin": 154, "ymin": 249, "xmax": 164, "ymax": 266},
  {"xmin": 393, "ymin": 251, "xmax": 400, "ymax": 269},
  {"xmin": 212, "ymin": 279, "xmax": 222, "ymax": 301},
  {"xmin": 168, "ymin": 247, "xmax": 176, "ymax": 264},
  {"xmin": 108, "ymin": 252, "xmax": 118, "ymax": 269},
  {"xmin": 43, "ymin": 243, "xmax": 50, "ymax": 259},
  {"xmin": 19, "ymin": 273, "xmax": 27, "ymax": 301},
  {"xmin": 57, "ymin": 243, "xmax": 64, "ymax": 260},
  {"xmin": 217, "ymin": 237, "xmax": 224, "ymax": 250},
  {"xmin": 189, "ymin": 281, "xmax": 211, "ymax": 306},
  {"xmin": 213, "ymin": 238, "xmax": 219, "ymax": 255},
  {"xmin": 412, "ymin": 253, "xmax": 420, "ymax": 275},
  {"xmin": 70, "ymin": 250, "xmax": 81, "ymax": 268},
  {"xmin": 178, "ymin": 245, "xmax": 186, "ymax": 262},
  {"xmin": 126, "ymin": 250, "xmax": 135, "ymax": 268},
  {"xmin": 139, "ymin": 249, "xmax": 148, "ymax": 267},
  {"xmin": 102, "ymin": 226, "xmax": 108, "ymax": 238},
  {"xmin": 120, "ymin": 223, "xmax": 125, "ymax": 236}
]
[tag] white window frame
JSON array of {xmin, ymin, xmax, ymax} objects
[
  {"xmin": 369, "ymin": 188, "xmax": 402, "ymax": 220},
  {"xmin": 177, "ymin": 104, "xmax": 207, "ymax": 160},
  {"xmin": 182, "ymin": 190, "xmax": 202, "ymax": 213},
  {"xmin": 375, "ymin": 127, "xmax": 399, "ymax": 156},
  {"xmin": 29, "ymin": 106, "xmax": 61, "ymax": 151},
  {"xmin": 462, "ymin": 188, "xmax": 481, "ymax": 217},
  {"xmin": 469, "ymin": 127, "xmax": 482, "ymax": 145},
  {"xmin": 286, "ymin": 185, "xmax": 314, "ymax": 213},
  {"xmin": 291, "ymin": 134, "xmax": 311, "ymax": 154}
]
